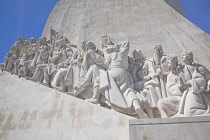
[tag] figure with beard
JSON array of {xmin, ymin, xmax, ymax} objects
[{"xmin": 142, "ymin": 45, "xmax": 167, "ymax": 117}]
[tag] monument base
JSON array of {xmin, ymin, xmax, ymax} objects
[
  {"xmin": 129, "ymin": 116, "xmax": 210, "ymax": 140},
  {"xmin": 0, "ymin": 71, "xmax": 133, "ymax": 140}
]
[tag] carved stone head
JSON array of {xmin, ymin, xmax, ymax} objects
[
  {"xmin": 100, "ymin": 34, "xmax": 114, "ymax": 48},
  {"xmin": 24, "ymin": 40, "xmax": 30, "ymax": 45},
  {"xmin": 182, "ymin": 52, "xmax": 194, "ymax": 65},
  {"xmin": 86, "ymin": 41, "xmax": 96, "ymax": 51},
  {"xmin": 153, "ymin": 45, "xmax": 163, "ymax": 56},
  {"xmin": 153, "ymin": 45, "xmax": 163, "ymax": 65},
  {"xmin": 17, "ymin": 36, "xmax": 26, "ymax": 43},
  {"xmin": 29, "ymin": 37, "xmax": 36, "ymax": 44},
  {"xmin": 66, "ymin": 48, "xmax": 73, "ymax": 57},
  {"xmin": 166, "ymin": 54, "xmax": 178, "ymax": 71},
  {"xmin": 133, "ymin": 49, "xmax": 143, "ymax": 60},
  {"xmin": 38, "ymin": 37, "xmax": 47, "ymax": 45},
  {"xmin": 43, "ymin": 44, "xmax": 49, "ymax": 51}
]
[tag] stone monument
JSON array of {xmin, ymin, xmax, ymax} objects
[{"xmin": 1, "ymin": 0, "xmax": 210, "ymax": 140}]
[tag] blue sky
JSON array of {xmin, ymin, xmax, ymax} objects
[
  {"xmin": 0, "ymin": 0, "xmax": 58, "ymax": 63},
  {"xmin": 0, "ymin": 0, "xmax": 210, "ymax": 63},
  {"xmin": 180, "ymin": 0, "xmax": 210, "ymax": 34}
]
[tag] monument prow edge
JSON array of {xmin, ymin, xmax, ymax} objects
[{"xmin": 0, "ymin": 71, "xmax": 133, "ymax": 140}]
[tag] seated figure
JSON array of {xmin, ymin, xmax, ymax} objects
[
  {"xmin": 74, "ymin": 41, "xmax": 106, "ymax": 97},
  {"xmin": 64, "ymin": 50, "xmax": 83, "ymax": 93},
  {"xmin": 158, "ymin": 53, "xmax": 210, "ymax": 118},
  {"xmin": 4, "ymin": 49, "xmax": 18, "ymax": 72},
  {"xmin": 44, "ymin": 38, "xmax": 71, "ymax": 88},
  {"xmin": 52, "ymin": 41, "xmax": 87, "ymax": 93},
  {"xmin": 142, "ymin": 45, "xmax": 167, "ymax": 117}
]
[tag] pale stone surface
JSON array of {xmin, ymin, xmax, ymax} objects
[
  {"xmin": 42, "ymin": 0, "xmax": 210, "ymax": 70},
  {"xmin": 129, "ymin": 116, "xmax": 210, "ymax": 140},
  {"xmin": 0, "ymin": 71, "xmax": 133, "ymax": 140}
]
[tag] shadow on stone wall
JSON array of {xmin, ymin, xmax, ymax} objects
[{"xmin": 164, "ymin": 0, "xmax": 185, "ymax": 17}]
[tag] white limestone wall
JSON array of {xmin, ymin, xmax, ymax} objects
[
  {"xmin": 129, "ymin": 116, "xmax": 210, "ymax": 140},
  {"xmin": 0, "ymin": 71, "xmax": 133, "ymax": 140},
  {"xmin": 42, "ymin": 0, "xmax": 210, "ymax": 69}
]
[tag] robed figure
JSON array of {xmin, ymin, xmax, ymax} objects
[{"xmin": 87, "ymin": 41, "xmax": 148, "ymax": 119}]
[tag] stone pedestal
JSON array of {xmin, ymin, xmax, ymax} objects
[
  {"xmin": 0, "ymin": 71, "xmax": 133, "ymax": 140},
  {"xmin": 129, "ymin": 116, "xmax": 210, "ymax": 140}
]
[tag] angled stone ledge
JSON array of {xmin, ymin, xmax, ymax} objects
[
  {"xmin": 129, "ymin": 116, "xmax": 210, "ymax": 140},
  {"xmin": 0, "ymin": 71, "xmax": 134, "ymax": 140}
]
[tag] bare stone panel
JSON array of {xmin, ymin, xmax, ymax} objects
[{"xmin": 129, "ymin": 116, "xmax": 210, "ymax": 140}]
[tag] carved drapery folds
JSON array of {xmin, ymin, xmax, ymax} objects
[{"xmin": 2, "ymin": 29, "xmax": 210, "ymax": 119}]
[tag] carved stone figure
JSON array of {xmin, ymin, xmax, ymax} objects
[
  {"xmin": 43, "ymin": 39, "xmax": 70, "ymax": 88},
  {"xmin": 80, "ymin": 40, "xmax": 88, "ymax": 57},
  {"xmin": 22, "ymin": 38, "xmax": 38, "ymax": 77},
  {"xmin": 158, "ymin": 53, "xmax": 210, "ymax": 118},
  {"xmin": 4, "ymin": 48, "xmax": 18, "ymax": 72},
  {"xmin": 4, "ymin": 30, "xmax": 210, "ymax": 120},
  {"xmin": 74, "ymin": 41, "xmax": 106, "ymax": 97},
  {"xmin": 51, "ymin": 40, "xmax": 83, "ymax": 92},
  {"xmin": 64, "ymin": 41, "xmax": 87, "ymax": 93},
  {"xmin": 87, "ymin": 41, "xmax": 148, "ymax": 119},
  {"xmin": 179, "ymin": 52, "xmax": 210, "ymax": 116},
  {"xmin": 157, "ymin": 54, "xmax": 182, "ymax": 118},
  {"xmin": 18, "ymin": 40, "xmax": 31, "ymax": 77},
  {"xmin": 30, "ymin": 37, "xmax": 50, "ymax": 83},
  {"xmin": 142, "ymin": 45, "xmax": 167, "ymax": 117},
  {"xmin": 129, "ymin": 50, "xmax": 145, "ymax": 91},
  {"xmin": 30, "ymin": 37, "xmax": 47, "ymax": 70},
  {"xmin": 62, "ymin": 51, "xmax": 81, "ymax": 93},
  {"xmin": 4, "ymin": 39, "xmax": 24, "ymax": 73}
]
